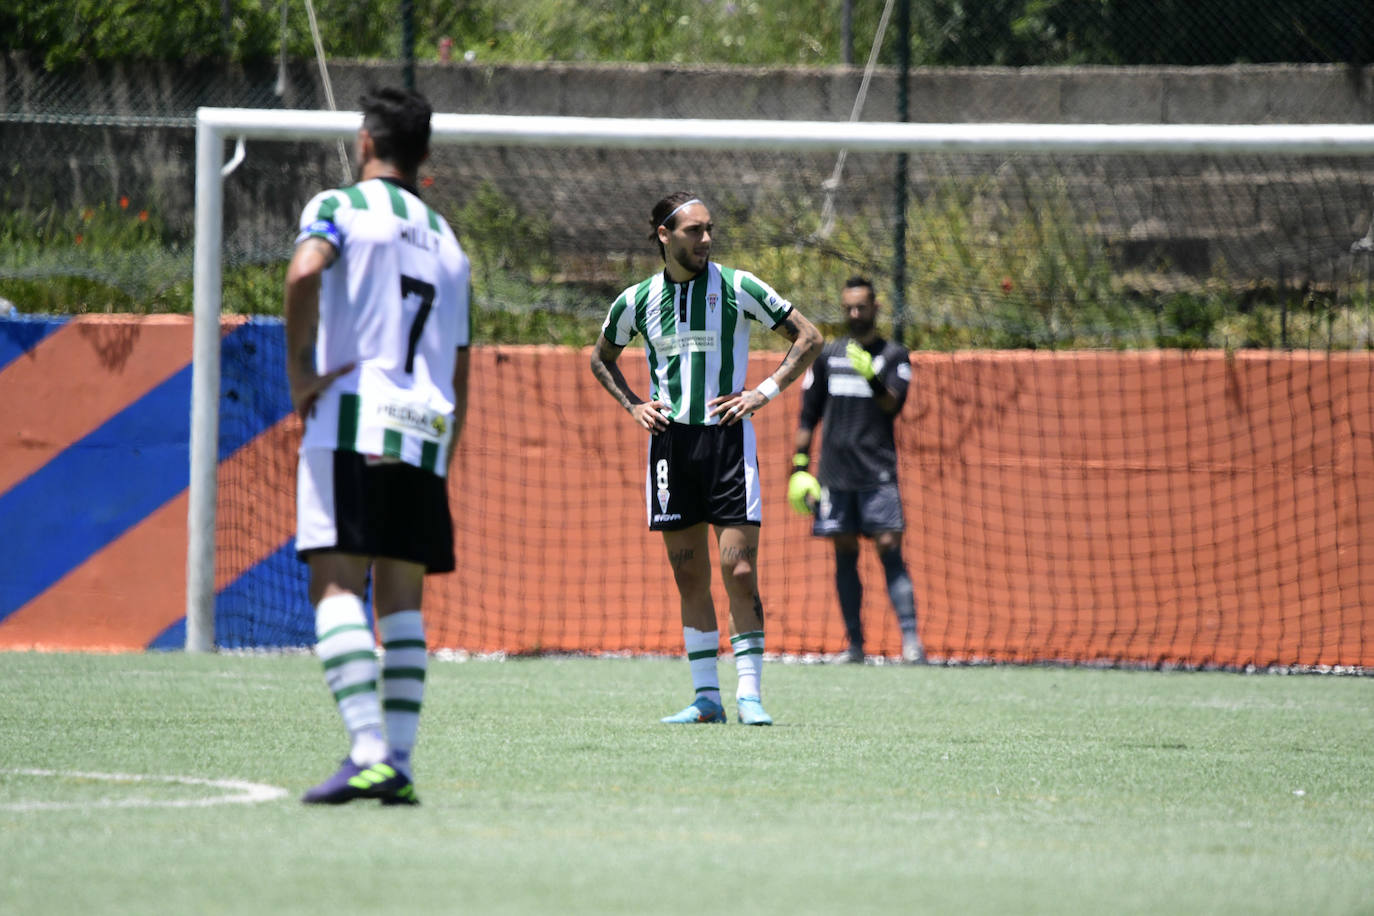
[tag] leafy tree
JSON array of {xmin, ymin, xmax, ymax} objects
[
  {"xmin": 1, "ymin": 1, "xmax": 1369, "ymax": 71},
  {"xmin": 908, "ymin": 0, "xmax": 1372, "ymax": 67},
  {"xmin": 1, "ymin": 1, "xmax": 275, "ymax": 68}
]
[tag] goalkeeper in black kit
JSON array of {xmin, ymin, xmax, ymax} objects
[{"xmin": 788, "ymin": 276, "xmax": 924, "ymax": 664}]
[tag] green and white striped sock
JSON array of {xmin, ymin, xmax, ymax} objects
[
  {"xmin": 731, "ymin": 630, "xmax": 765, "ymax": 699},
  {"xmin": 378, "ymin": 610, "xmax": 427, "ymax": 777},
  {"xmin": 683, "ymin": 626, "xmax": 721, "ymax": 707},
  {"xmin": 314, "ymin": 593, "xmax": 385, "ymax": 766}
]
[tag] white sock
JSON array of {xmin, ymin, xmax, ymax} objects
[
  {"xmin": 731, "ymin": 630, "xmax": 764, "ymax": 699},
  {"xmin": 314, "ymin": 593, "xmax": 385, "ymax": 766},
  {"xmin": 683, "ymin": 626, "xmax": 721, "ymax": 706},
  {"xmin": 378, "ymin": 610, "xmax": 427, "ymax": 777}
]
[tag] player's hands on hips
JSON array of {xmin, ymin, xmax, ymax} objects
[
  {"xmin": 788, "ymin": 470, "xmax": 821, "ymax": 515},
  {"xmin": 846, "ymin": 340, "xmax": 876, "ymax": 380},
  {"xmin": 629, "ymin": 400, "xmax": 670, "ymax": 432},
  {"xmin": 289, "ymin": 362, "xmax": 355, "ymax": 420},
  {"xmin": 707, "ymin": 389, "xmax": 767, "ymax": 425}
]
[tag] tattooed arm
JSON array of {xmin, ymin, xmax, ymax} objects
[
  {"xmin": 590, "ymin": 331, "xmax": 669, "ymax": 432},
  {"xmin": 709, "ymin": 308, "xmax": 825, "ymax": 425},
  {"xmin": 765, "ymin": 309, "xmax": 825, "ymax": 391}
]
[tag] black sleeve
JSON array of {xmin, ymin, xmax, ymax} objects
[
  {"xmin": 881, "ymin": 344, "xmax": 912, "ymax": 412},
  {"xmin": 797, "ymin": 351, "xmax": 828, "ymax": 432}
]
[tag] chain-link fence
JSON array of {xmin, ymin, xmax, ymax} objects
[{"xmin": 4, "ymin": 52, "xmax": 1374, "ymax": 347}]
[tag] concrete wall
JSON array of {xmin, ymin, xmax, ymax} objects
[
  {"xmin": 4, "ymin": 54, "xmax": 1370, "ymax": 123},
  {"xmin": 300, "ymin": 61, "xmax": 1374, "ymax": 124},
  {"xmin": 3, "ymin": 56, "xmax": 1372, "ymax": 291}
]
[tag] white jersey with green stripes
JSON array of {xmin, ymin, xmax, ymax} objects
[
  {"xmin": 294, "ymin": 177, "xmax": 471, "ymax": 477},
  {"xmin": 602, "ymin": 263, "xmax": 794, "ymax": 425}
]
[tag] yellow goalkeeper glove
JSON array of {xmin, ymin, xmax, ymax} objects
[
  {"xmin": 846, "ymin": 340, "xmax": 876, "ymax": 380},
  {"xmin": 787, "ymin": 453, "xmax": 821, "ymax": 515}
]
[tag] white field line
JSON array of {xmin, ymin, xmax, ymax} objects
[{"xmin": 0, "ymin": 768, "xmax": 288, "ymax": 810}]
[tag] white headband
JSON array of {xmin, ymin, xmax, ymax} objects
[{"xmin": 658, "ymin": 198, "xmax": 703, "ymax": 228}]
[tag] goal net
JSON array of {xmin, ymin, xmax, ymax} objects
[{"xmin": 190, "ymin": 111, "xmax": 1374, "ymax": 669}]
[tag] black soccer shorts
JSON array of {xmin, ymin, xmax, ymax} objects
[
  {"xmin": 646, "ymin": 421, "xmax": 762, "ymax": 530},
  {"xmin": 296, "ymin": 449, "xmax": 455, "ymax": 573}
]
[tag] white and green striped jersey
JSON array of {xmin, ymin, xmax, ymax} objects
[
  {"xmin": 602, "ymin": 263, "xmax": 793, "ymax": 425},
  {"xmin": 294, "ymin": 177, "xmax": 471, "ymax": 476}
]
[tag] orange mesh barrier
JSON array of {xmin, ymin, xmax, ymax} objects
[
  {"xmin": 420, "ymin": 347, "xmax": 1372, "ymax": 668},
  {"xmin": 3, "ymin": 323, "xmax": 1369, "ymax": 667}
]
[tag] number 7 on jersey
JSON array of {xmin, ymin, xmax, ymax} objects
[{"xmin": 401, "ymin": 274, "xmax": 436, "ymax": 373}]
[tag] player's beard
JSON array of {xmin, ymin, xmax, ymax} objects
[
  {"xmin": 846, "ymin": 315, "xmax": 875, "ymax": 338},
  {"xmin": 673, "ymin": 246, "xmax": 708, "ymax": 276}
]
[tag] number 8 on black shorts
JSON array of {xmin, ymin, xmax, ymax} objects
[{"xmin": 646, "ymin": 421, "xmax": 762, "ymax": 530}]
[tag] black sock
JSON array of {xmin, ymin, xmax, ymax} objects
[{"xmin": 835, "ymin": 549, "xmax": 863, "ymax": 649}]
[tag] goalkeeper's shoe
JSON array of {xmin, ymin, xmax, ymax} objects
[
  {"xmin": 736, "ymin": 696, "xmax": 774, "ymax": 726},
  {"xmin": 901, "ymin": 633, "xmax": 926, "ymax": 665},
  {"xmin": 660, "ymin": 696, "xmax": 726, "ymax": 724},
  {"xmin": 830, "ymin": 645, "xmax": 865, "ymax": 665},
  {"xmin": 301, "ymin": 756, "xmax": 418, "ymax": 806}
]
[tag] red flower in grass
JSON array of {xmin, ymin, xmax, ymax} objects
[
  {"xmin": 138, "ymin": 210, "xmax": 149, "ymax": 222},
  {"xmin": 74, "ymin": 233, "xmax": 84, "ymax": 245},
  {"xmin": 119, "ymin": 195, "xmax": 130, "ymax": 210}
]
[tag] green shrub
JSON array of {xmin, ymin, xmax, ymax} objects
[{"xmin": 4, "ymin": 188, "xmax": 1370, "ymax": 352}]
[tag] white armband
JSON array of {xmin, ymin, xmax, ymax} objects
[{"xmin": 756, "ymin": 377, "xmax": 781, "ymax": 402}]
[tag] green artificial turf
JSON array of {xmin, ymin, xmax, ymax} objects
[{"xmin": 1, "ymin": 652, "xmax": 1370, "ymax": 915}]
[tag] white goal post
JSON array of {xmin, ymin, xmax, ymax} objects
[{"xmin": 187, "ymin": 107, "xmax": 1374, "ymax": 651}]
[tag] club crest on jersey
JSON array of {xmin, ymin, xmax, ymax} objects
[{"xmin": 707, "ymin": 292, "xmax": 719, "ymax": 313}]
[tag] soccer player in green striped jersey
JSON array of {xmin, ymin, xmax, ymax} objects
[
  {"xmin": 285, "ymin": 87, "xmax": 471, "ymax": 805},
  {"xmin": 590, "ymin": 192, "xmax": 824, "ymax": 725}
]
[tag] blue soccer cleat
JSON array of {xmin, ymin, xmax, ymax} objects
[
  {"xmin": 302, "ymin": 756, "xmax": 418, "ymax": 806},
  {"xmin": 736, "ymin": 696, "xmax": 774, "ymax": 726},
  {"xmin": 660, "ymin": 696, "xmax": 726, "ymax": 724}
]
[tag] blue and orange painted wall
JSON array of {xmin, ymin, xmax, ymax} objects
[{"xmin": 0, "ymin": 314, "xmax": 312, "ymax": 651}]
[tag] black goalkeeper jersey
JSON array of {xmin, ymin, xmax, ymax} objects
[{"xmin": 797, "ymin": 336, "xmax": 911, "ymax": 491}]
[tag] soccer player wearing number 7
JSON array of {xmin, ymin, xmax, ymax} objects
[
  {"xmin": 788, "ymin": 277, "xmax": 924, "ymax": 665},
  {"xmin": 590, "ymin": 192, "xmax": 823, "ymax": 725},
  {"xmin": 284, "ymin": 87, "xmax": 471, "ymax": 805}
]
